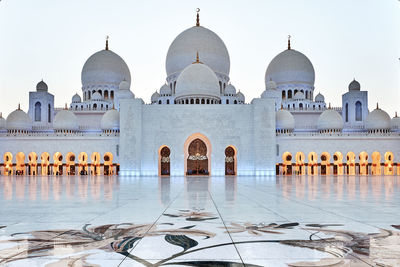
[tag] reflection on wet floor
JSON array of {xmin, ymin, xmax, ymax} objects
[{"xmin": 0, "ymin": 175, "xmax": 399, "ymax": 266}]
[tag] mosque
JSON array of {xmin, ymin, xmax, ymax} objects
[{"xmin": 0, "ymin": 11, "xmax": 399, "ymax": 177}]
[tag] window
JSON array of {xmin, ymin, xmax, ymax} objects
[
  {"xmin": 234, "ymin": 100, "xmax": 238, "ymax": 104},
  {"xmin": 158, "ymin": 100, "xmax": 161, "ymax": 104},
  {"xmin": 166, "ymin": 99, "xmax": 170, "ymax": 104},
  {"xmin": 288, "ymin": 90, "xmax": 292, "ymax": 99},
  {"xmin": 196, "ymin": 99, "xmax": 199, "ymax": 104},
  {"xmin": 355, "ymin": 101, "xmax": 362, "ymax": 121},
  {"xmin": 345, "ymin": 103, "xmax": 349, "ymax": 122},
  {"xmin": 110, "ymin": 91, "xmax": 114, "ymax": 99},
  {"xmin": 34, "ymin": 102, "xmax": 41, "ymax": 121},
  {"xmin": 190, "ymin": 99, "xmax": 194, "ymax": 104},
  {"xmin": 201, "ymin": 99, "xmax": 205, "ymax": 104},
  {"xmin": 282, "ymin": 91, "xmax": 286, "ymax": 99},
  {"xmin": 226, "ymin": 99, "xmax": 229, "ymax": 104}
]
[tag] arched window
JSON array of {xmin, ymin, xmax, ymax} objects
[
  {"xmin": 207, "ymin": 99, "xmax": 210, "ymax": 104},
  {"xmin": 282, "ymin": 91, "xmax": 286, "ymax": 99},
  {"xmin": 104, "ymin": 90, "xmax": 109, "ymax": 99},
  {"xmin": 191, "ymin": 99, "xmax": 194, "ymax": 104},
  {"xmin": 294, "ymin": 89, "xmax": 298, "ymax": 95},
  {"xmin": 196, "ymin": 99, "xmax": 199, "ymax": 104},
  {"xmin": 288, "ymin": 90, "xmax": 292, "ymax": 99},
  {"xmin": 110, "ymin": 91, "xmax": 114, "ymax": 99},
  {"xmin": 93, "ymin": 103, "xmax": 97, "ymax": 109},
  {"xmin": 219, "ymin": 81, "xmax": 222, "ymax": 93},
  {"xmin": 226, "ymin": 99, "xmax": 229, "ymax": 104},
  {"xmin": 158, "ymin": 100, "xmax": 162, "ymax": 104},
  {"xmin": 355, "ymin": 101, "xmax": 362, "ymax": 121},
  {"xmin": 34, "ymin": 102, "xmax": 41, "ymax": 121},
  {"xmin": 186, "ymin": 99, "xmax": 189, "ymax": 104},
  {"xmin": 299, "ymin": 103, "xmax": 303, "ymax": 109},
  {"xmin": 345, "ymin": 103, "xmax": 349, "ymax": 122},
  {"xmin": 201, "ymin": 99, "xmax": 205, "ymax": 104},
  {"xmin": 97, "ymin": 90, "xmax": 102, "ymax": 96},
  {"xmin": 166, "ymin": 99, "xmax": 170, "ymax": 104},
  {"xmin": 88, "ymin": 91, "xmax": 91, "ymax": 99},
  {"xmin": 305, "ymin": 91, "xmax": 308, "ymax": 99},
  {"xmin": 234, "ymin": 100, "xmax": 238, "ymax": 104}
]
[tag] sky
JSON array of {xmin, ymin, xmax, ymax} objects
[{"xmin": 0, "ymin": 0, "xmax": 399, "ymax": 117}]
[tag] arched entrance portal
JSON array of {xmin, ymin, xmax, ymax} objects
[
  {"xmin": 3, "ymin": 152, "xmax": 13, "ymax": 175},
  {"xmin": 104, "ymin": 152, "xmax": 113, "ymax": 175},
  {"xmin": 225, "ymin": 146, "xmax": 236, "ymax": 175},
  {"xmin": 282, "ymin": 152, "xmax": 292, "ymax": 175},
  {"xmin": 159, "ymin": 146, "xmax": 171, "ymax": 176},
  {"xmin": 184, "ymin": 134, "xmax": 211, "ymax": 176}
]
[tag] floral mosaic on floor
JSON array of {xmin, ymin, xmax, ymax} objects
[{"xmin": 0, "ymin": 209, "xmax": 399, "ymax": 266}]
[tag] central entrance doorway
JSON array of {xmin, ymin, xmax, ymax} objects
[{"xmin": 187, "ymin": 138, "xmax": 209, "ymax": 175}]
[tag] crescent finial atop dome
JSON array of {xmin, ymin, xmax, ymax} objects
[
  {"xmin": 288, "ymin": 35, "xmax": 291, "ymax": 50},
  {"xmin": 196, "ymin": 8, "xmax": 200, "ymax": 26},
  {"xmin": 193, "ymin": 51, "xmax": 203, "ymax": 64},
  {"xmin": 105, "ymin": 35, "xmax": 109, "ymax": 50},
  {"xmin": 18, "ymin": 103, "xmax": 20, "ymax": 110}
]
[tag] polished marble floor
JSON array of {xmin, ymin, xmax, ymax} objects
[{"xmin": 0, "ymin": 175, "xmax": 399, "ymax": 267}]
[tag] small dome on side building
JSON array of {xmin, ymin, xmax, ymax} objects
[
  {"xmin": 101, "ymin": 109, "xmax": 119, "ymax": 131},
  {"xmin": 53, "ymin": 110, "xmax": 79, "ymax": 131},
  {"xmin": 317, "ymin": 109, "xmax": 343, "ymax": 132}
]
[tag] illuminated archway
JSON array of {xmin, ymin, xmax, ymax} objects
[
  {"xmin": 346, "ymin": 151, "xmax": 356, "ymax": 175},
  {"xmin": 184, "ymin": 133, "xmax": 211, "ymax": 176},
  {"xmin": 308, "ymin": 152, "xmax": 318, "ymax": 175},
  {"xmin": 91, "ymin": 152, "xmax": 101, "ymax": 175},
  {"xmin": 320, "ymin": 152, "xmax": 331, "ymax": 175},
  {"xmin": 78, "ymin": 152, "xmax": 88, "ymax": 175},
  {"xmin": 225, "ymin": 146, "xmax": 237, "ymax": 176},
  {"xmin": 28, "ymin": 152, "xmax": 38, "ymax": 175},
  {"xmin": 41, "ymin": 152, "xmax": 50, "ymax": 175},
  {"xmin": 333, "ymin": 151, "xmax": 343, "ymax": 175},
  {"xmin": 16, "ymin": 152, "xmax": 26, "ymax": 175},
  {"xmin": 371, "ymin": 151, "xmax": 381, "ymax": 175},
  {"xmin": 359, "ymin": 151, "xmax": 368, "ymax": 175},
  {"xmin": 66, "ymin": 152, "xmax": 76, "ymax": 175},
  {"xmin": 282, "ymin": 152, "xmax": 292, "ymax": 175},
  {"xmin": 295, "ymin": 152, "xmax": 305, "ymax": 175},
  {"xmin": 158, "ymin": 146, "xmax": 170, "ymax": 176},
  {"xmin": 3, "ymin": 152, "xmax": 13, "ymax": 175},
  {"xmin": 384, "ymin": 151, "xmax": 394, "ymax": 175},
  {"xmin": 103, "ymin": 152, "xmax": 113, "ymax": 175},
  {"xmin": 53, "ymin": 152, "xmax": 63, "ymax": 175}
]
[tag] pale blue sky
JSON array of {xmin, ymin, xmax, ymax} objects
[{"xmin": 0, "ymin": 0, "xmax": 399, "ymax": 117}]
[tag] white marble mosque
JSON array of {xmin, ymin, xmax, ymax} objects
[{"xmin": 0, "ymin": 11, "xmax": 399, "ymax": 177}]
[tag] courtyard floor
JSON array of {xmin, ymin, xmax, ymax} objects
[{"xmin": 0, "ymin": 175, "xmax": 399, "ymax": 266}]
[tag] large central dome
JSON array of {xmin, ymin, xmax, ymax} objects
[
  {"xmin": 81, "ymin": 49, "xmax": 131, "ymax": 89},
  {"xmin": 265, "ymin": 49, "xmax": 315, "ymax": 87},
  {"xmin": 166, "ymin": 26, "xmax": 230, "ymax": 77}
]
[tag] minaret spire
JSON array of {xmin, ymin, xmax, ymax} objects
[
  {"xmin": 288, "ymin": 35, "xmax": 291, "ymax": 50},
  {"xmin": 196, "ymin": 8, "xmax": 200, "ymax": 26},
  {"xmin": 105, "ymin": 35, "xmax": 109, "ymax": 50}
]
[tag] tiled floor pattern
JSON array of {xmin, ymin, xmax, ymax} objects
[{"xmin": 0, "ymin": 175, "xmax": 399, "ymax": 266}]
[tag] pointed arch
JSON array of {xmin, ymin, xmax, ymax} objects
[
  {"xmin": 3, "ymin": 152, "xmax": 13, "ymax": 175},
  {"xmin": 295, "ymin": 152, "xmax": 305, "ymax": 175},
  {"xmin": 225, "ymin": 145, "xmax": 237, "ymax": 176},
  {"xmin": 78, "ymin": 152, "xmax": 88, "ymax": 175},
  {"xmin": 40, "ymin": 152, "xmax": 50, "ymax": 175},
  {"xmin": 282, "ymin": 151, "xmax": 292, "ymax": 175},
  {"xmin": 53, "ymin": 152, "xmax": 63, "ymax": 175},
  {"xmin": 346, "ymin": 151, "xmax": 356, "ymax": 175},
  {"xmin": 66, "ymin": 152, "xmax": 76, "ymax": 175},
  {"xmin": 371, "ymin": 151, "xmax": 381, "ymax": 175},
  {"xmin": 16, "ymin": 152, "xmax": 26, "ymax": 175},
  {"xmin": 308, "ymin": 152, "xmax": 318, "ymax": 175},
  {"xmin": 359, "ymin": 151, "xmax": 369, "ymax": 175},
  {"xmin": 90, "ymin": 152, "xmax": 101, "ymax": 175},
  {"xmin": 333, "ymin": 151, "xmax": 343, "ymax": 175},
  {"xmin": 158, "ymin": 146, "xmax": 171, "ymax": 176},
  {"xmin": 28, "ymin": 152, "xmax": 38, "ymax": 175},
  {"xmin": 384, "ymin": 151, "xmax": 394, "ymax": 175},
  {"xmin": 320, "ymin": 152, "xmax": 331, "ymax": 175},
  {"xmin": 103, "ymin": 152, "xmax": 113, "ymax": 175},
  {"xmin": 184, "ymin": 133, "xmax": 211, "ymax": 176}
]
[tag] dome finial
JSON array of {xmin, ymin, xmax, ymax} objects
[
  {"xmin": 0, "ymin": 112, "xmax": 2, "ymax": 118},
  {"xmin": 288, "ymin": 35, "xmax": 291, "ymax": 50},
  {"xmin": 18, "ymin": 103, "xmax": 20, "ymax": 110},
  {"xmin": 193, "ymin": 51, "xmax": 202, "ymax": 64},
  {"xmin": 395, "ymin": 111, "xmax": 398, "ymax": 118},
  {"xmin": 105, "ymin": 35, "xmax": 109, "ymax": 50},
  {"xmin": 196, "ymin": 8, "xmax": 200, "ymax": 26},
  {"xmin": 376, "ymin": 102, "xmax": 379, "ymax": 110}
]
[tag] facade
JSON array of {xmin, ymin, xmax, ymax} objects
[{"xmin": 0, "ymin": 12, "xmax": 399, "ymax": 176}]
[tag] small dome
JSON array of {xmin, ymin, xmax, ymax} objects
[
  {"xmin": 175, "ymin": 63, "xmax": 220, "ymax": 99},
  {"xmin": 81, "ymin": 49, "xmax": 131, "ymax": 89},
  {"xmin": 91, "ymin": 92, "xmax": 102, "ymax": 101},
  {"xmin": 160, "ymin": 84, "xmax": 172, "ymax": 96},
  {"xmin": 53, "ymin": 110, "xmax": 79, "ymax": 131},
  {"xmin": 36, "ymin": 80, "xmax": 48, "ymax": 92},
  {"xmin": 315, "ymin": 92, "xmax": 325, "ymax": 102},
  {"xmin": 151, "ymin": 91, "xmax": 160, "ymax": 103},
  {"xmin": 225, "ymin": 84, "xmax": 236, "ymax": 95},
  {"xmin": 237, "ymin": 91, "xmax": 245, "ymax": 103},
  {"xmin": 116, "ymin": 88, "xmax": 134, "ymax": 100},
  {"xmin": 276, "ymin": 109, "xmax": 295, "ymax": 130},
  {"xmin": 0, "ymin": 114, "xmax": 6, "ymax": 130},
  {"xmin": 265, "ymin": 49, "xmax": 315, "ymax": 87},
  {"xmin": 391, "ymin": 113, "xmax": 400, "ymax": 130},
  {"xmin": 6, "ymin": 108, "xmax": 32, "ymax": 131},
  {"xmin": 317, "ymin": 109, "xmax": 343, "ymax": 130},
  {"xmin": 72, "ymin": 93, "xmax": 81, "ymax": 103},
  {"xmin": 119, "ymin": 80, "xmax": 130, "ymax": 90},
  {"xmin": 166, "ymin": 26, "xmax": 230, "ymax": 77},
  {"xmin": 266, "ymin": 79, "xmax": 277, "ymax": 90},
  {"xmin": 101, "ymin": 109, "xmax": 119, "ymax": 130},
  {"xmin": 293, "ymin": 91, "xmax": 305, "ymax": 100},
  {"xmin": 348, "ymin": 79, "xmax": 360, "ymax": 91},
  {"xmin": 365, "ymin": 107, "xmax": 391, "ymax": 130}
]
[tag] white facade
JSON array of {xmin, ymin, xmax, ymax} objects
[{"xmin": 0, "ymin": 12, "xmax": 399, "ymax": 176}]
